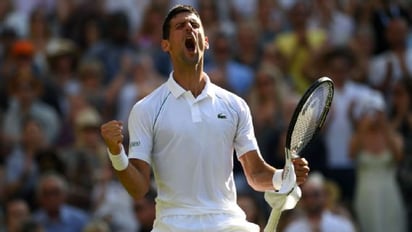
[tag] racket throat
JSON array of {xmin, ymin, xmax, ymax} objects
[{"xmin": 285, "ymin": 148, "xmax": 298, "ymax": 160}]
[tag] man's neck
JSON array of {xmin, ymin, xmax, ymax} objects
[{"xmin": 173, "ymin": 65, "xmax": 205, "ymax": 97}]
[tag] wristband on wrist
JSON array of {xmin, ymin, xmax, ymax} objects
[
  {"xmin": 108, "ymin": 146, "xmax": 129, "ymax": 171},
  {"xmin": 272, "ymin": 169, "xmax": 284, "ymax": 190}
]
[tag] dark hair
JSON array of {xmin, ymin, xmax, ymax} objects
[{"xmin": 162, "ymin": 4, "xmax": 200, "ymax": 40}]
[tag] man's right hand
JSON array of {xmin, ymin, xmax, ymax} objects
[{"xmin": 100, "ymin": 120, "xmax": 124, "ymax": 155}]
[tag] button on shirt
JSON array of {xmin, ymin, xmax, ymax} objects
[{"xmin": 128, "ymin": 72, "xmax": 260, "ymax": 217}]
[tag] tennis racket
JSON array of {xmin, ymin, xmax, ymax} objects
[
  {"xmin": 285, "ymin": 76, "xmax": 334, "ymax": 160},
  {"xmin": 264, "ymin": 77, "xmax": 334, "ymax": 232}
]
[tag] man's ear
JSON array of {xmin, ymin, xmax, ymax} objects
[
  {"xmin": 161, "ymin": 40, "xmax": 169, "ymax": 52},
  {"xmin": 205, "ymin": 36, "xmax": 209, "ymax": 50}
]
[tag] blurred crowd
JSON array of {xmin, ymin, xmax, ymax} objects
[{"xmin": 0, "ymin": 0, "xmax": 412, "ymax": 231}]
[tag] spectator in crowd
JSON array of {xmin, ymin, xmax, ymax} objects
[
  {"xmin": 349, "ymin": 91, "xmax": 406, "ymax": 232},
  {"xmin": 370, "ymin": 0, "xmax": 411, "ymax": 55},
  {"xmin": 319, "ymin": 46, "xmax": 373, "ymax": 204},
  {"xmin": 197, "ymin": 0, "xmax": 221, "ymax": 42},
  {"xmin": 85, "ymin": 11, "xmax": 137, "ymax": 85},
  {"xmin": 309, "ymin": 0, "xmax": 355, "ymax": 46},
  {"xmin": 27, "ymin": 7, "xmax": 52, "ymax": 76},
  {"xmin": 59, "ymin": 107, "xmax": 108, "ymax": 211},
  {"xmin": 0, "ymin": 26, "xmax": 18, "ymax": 75},
  {"xmin": 368, "ymin": 17, "xmax": 412, "ymax": 97},
  {"xmin": 274, "ymin": 1, "xmax": 328, "ymax": 94},
  {"xmin": 19, "ymin": 218, "xmax": 45, "ymax": 232},
  {"xmin": 35, "ymin": 147, "xmax": 66, "ymax": 177},
  {"xmin": 234, "ymin": 20, "xmax": 263, "ymax": 70},
  {"xmin": 247, "ymin": 67, "xmax": 285, "ymax": 169},
  {"xmin": 348, "ymin": 25, "xmax": 375, "ymax": 84},
  {"xmin": 4, "ymin": 116, "xmax": 48, "ymax": 208},
  {"xmin": 115, "ymin": 53, "xmax": 164, "ymax": 128},
  {"xmin": 33, "ymin": 172, "xmax": 90, "ymax": 232},
  {"xmin": 2, "ymin": 70, "xmax": 60, "ymax": 145},
  {"xmin": 76, "ymin": 58, "xmax": 106, "ymax": 114},
  {"xmin": 103, "ymin": 52, "xmax": 139, "ymax": 121},
  {"xmin": 255, "ymin": 0, "xmax": 284, "ymax": 45},
  {"xmin": 91, "ymin": 162, "xmax": 138, "ymax": 232},
  {"xmin": 389, "ymin": 78, "xmax": 412, "ymax": 231},
  {"xmin": 132, "ymin": 2, "xmax": 172, "ymax": 77},
  {"xmin": 0, "ymin": 37, "xmax": 28, "ymax": 111},
  {"xmin": 75, "ymin": 12, "xmax": 105, "ymax": 55},
  {"xmin": 205, "ymin": 31, "xmax": 254, "ymax": 97},
  {"xmin": 4, "ymin": 198, "xmax": 31, "ymax": 232},
  {"xmin": 0, "ymin": 0, "xmax": 28, "ymax": 37},
  {"xmin": 133, "ymin": 187, "xmax": 157, "ymax": 232},
  {"xmin": 55, "ymin": 93, "xmax": 91, "ymax": 147},
  {"xmin": 132, "ymin": 3, "xmax": 166, "ymax": 54},
  {"xmin": 283, "ymin": 172, "xmax": 356, "ymax": 232},
  {"xmin": 43, "ymin": 38, "xmax": 79, "ymax": 118}
]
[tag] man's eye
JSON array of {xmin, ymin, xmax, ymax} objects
[
  {"xmin": 175, "ymin": 23, "xmax": 184, "ymax": 29},
  {"xmin": 191, "ymin": 22, "xmax": 200, "ymax": 28}
]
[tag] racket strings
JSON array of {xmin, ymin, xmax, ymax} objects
[{"xmin": 290, "ymin": 83, "xmax": 331, "ymax": 154}]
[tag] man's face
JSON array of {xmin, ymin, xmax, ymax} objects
[
  {"xmin": 162, "ymin": 12, "xmax": 209, "ymax": 66},
  {"xmin": 302, "ymin": 183, "xmax": 326, "ymax": 214},
  {"xmin": 38, "ymin": 178, "xmax": 65, "ymax": 214}
]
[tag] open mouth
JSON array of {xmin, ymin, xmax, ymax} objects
[{"xmin": 185, "ymin": 37, "xmax": 196, "ymax": 52}]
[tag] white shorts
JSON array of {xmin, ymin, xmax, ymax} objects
[{"xmin": 152, "ymin": 213, "xmax": 260, "ymax": 232}]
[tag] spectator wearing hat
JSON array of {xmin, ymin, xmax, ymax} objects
[
  {"xmin": 42, "ymin": 38, "xmax": 80, "ymax": 118},
  {"xmin": 59, "ymin": 107, "xmax": 108, "ymax": 211},
  {"xmin": 1, "ymin": 39, "xmax": 40, "ymax": 81}
]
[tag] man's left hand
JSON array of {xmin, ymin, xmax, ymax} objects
[{"xmin": 292, "ymin": 158, "xmax": 310, "ymax": 185}]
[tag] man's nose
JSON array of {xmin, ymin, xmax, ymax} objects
[{"xmin": 185, "ymin": 22, "xmax": 194, "ymax": 31}]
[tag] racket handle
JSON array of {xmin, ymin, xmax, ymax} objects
[{"xmin": 264, "ymin": 208, "xmax": 282, "ymax": 232}]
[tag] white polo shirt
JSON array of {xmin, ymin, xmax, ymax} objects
[{"xmin": 128, "ymin": 72, "xmax": 259, "ymax": 217}]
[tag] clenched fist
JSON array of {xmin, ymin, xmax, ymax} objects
[{"xmin": 100, "ymin": 120, "xmax": 124, "ymax": 155}]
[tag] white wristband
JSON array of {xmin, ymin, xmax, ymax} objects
[
  {"xmin": 108, "ymin": 146, "xmax": 129, "ymax": 171},
  {"xmin": 272, "ymin": 169, "xmax": 284, "ymax": 190}
]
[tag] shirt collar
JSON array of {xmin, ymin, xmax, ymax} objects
[{"xmin": 166, "ymin": 71, "xmax": 215, "ymax": 100}]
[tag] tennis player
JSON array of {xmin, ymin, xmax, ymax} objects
[{"xmin": 101, "ymin": 5, "xmax": 309, "ymax": 231}]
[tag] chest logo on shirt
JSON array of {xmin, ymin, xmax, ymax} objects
[{"xmin": 217, "ymin": 113, "xmax": 227, "ymax": 119}]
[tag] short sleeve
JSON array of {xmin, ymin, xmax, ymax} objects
[
  {"xmin": 233, "ymin": 97, "xmax": 259, "ymax": 158},
  {"xmin": 128, "ymin": 103, "xmax": 153, "ymax": 164}
]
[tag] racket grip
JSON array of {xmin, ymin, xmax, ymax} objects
[{"xmin": 264, "ymin": 208, "xmax": 281, "ymax": 232}]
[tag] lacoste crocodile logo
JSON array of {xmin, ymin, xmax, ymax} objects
[{"xmin": 217, "ymin": 113, "xmax": 227, "ymax": 119}]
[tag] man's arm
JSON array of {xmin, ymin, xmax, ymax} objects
[
  {"xmin": 101, "ymin": 120, "xmax": 151, "ymax": 200},
  {"xmin": 115, "ymin": 158, "xmax": 151, "ymax": 200},
  {"xmin": 239, "ymin": 150, "xmax": 276, "ymax": 191},
  {"xmin": 239, "ymin": 150, "xmax": 309, "ymax": 192}
]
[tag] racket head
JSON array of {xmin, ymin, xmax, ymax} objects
[{"xmin": 285, "ymin": 77, "xmax": 334, "ymax": 159}]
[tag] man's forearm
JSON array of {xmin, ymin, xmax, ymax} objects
[{"xmin": 115, "ymin": 161, "xmax": 151, "ymax": 200}]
